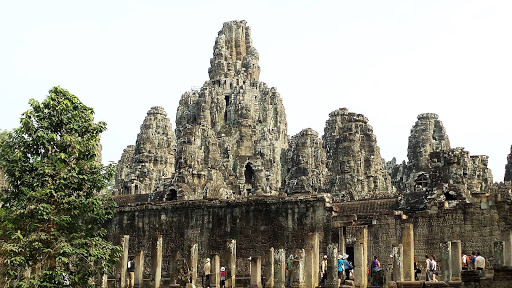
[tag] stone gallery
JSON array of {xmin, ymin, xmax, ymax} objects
[{"xmin": 107, "ymin": 21, "xmax": 512, "ymax": 287}]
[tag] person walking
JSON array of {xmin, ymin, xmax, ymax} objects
[
  {"xmin": 286, "ymin": 254, "xmax": 294, "ymax": 287},
  {"xmin": 471, "ymin": 251, "xmax": 477, "ymax": 270},
  {"xmin": 220, "ymin": 266, "xmax": 226, "ymax": 288},
  {"xmin": 343, "ymin": 256, "xmax": 353, "ymax": 284},
  {"xmin": 337, "ymin": 255, "xmax": 344, "ymax": 287},
  {"xmin": 320, "ymin": 255, "xmax": 328, "ymax": 287},
  {"xmin": 475, "ymin": 251, "xmax": 486, "ymax": 277},
  {"xmin": 430, "ymin": 255, "xmax": 438, "ymax": 282},
  {"xmin": 371, "ymin": 256, "xmax": 381, "ymax": 286},
  {"xmin": 127, "ymin": 257, "xmax": 135, "ymax": 288},
  {"xmin": 424, "ymin": 254, "xmax": 431, "ymax": 281},
  {"xmin": 414, "ymin": 257, "xmax": 420, "ymax": 281},
  {"xmin": 462, "ymin": 252, "xmax": 469, "ymax": 270},
  {"xmin": 204, "ymin": 258, "xmax": 211, "ymax": 288}
]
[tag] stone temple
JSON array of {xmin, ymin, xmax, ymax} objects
[{"xmin": 8, "ymin": 20, "xmax": 512, "ymax": 287}]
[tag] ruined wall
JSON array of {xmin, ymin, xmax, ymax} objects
[
  {"xmin": 114, "ymin": 106, "xmax": 176, "ymax": 195},
  {"xmin": 107, "ymin": 193, "xmax": 512, "ymax": 282},
  {"xmin": 284, "ymin": 128, "xmax": 329, "ymax": 194},
  {"xmin": 504, "ymin": 145, "xmax": 512, "ymax": 182},
  {"xmin": 429, "ymin": 148, "xmax": 493, "ymax": 200},
  {"xmin": 385, "ymin": 113, "xmax": 493, "ymax": 211},
  {"xmin": 108, "ymin": 196, "xmax": 330, "ymax": 278},
  {"xmin": 174, "ymin": 20, "xmax": 288, "ymax": 199},
  {"xmin": 322, "ymin": 108, "xmax": 395, "ymax": 200},
  {"xmin": 334, "ymin": 197, "xmax": 512, "ymax": 272}
]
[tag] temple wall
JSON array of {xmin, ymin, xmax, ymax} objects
[
  {"xmin": 107, "ymin": 194, "xmax": 512, "ymax": 283},
  {"xmin": 107, "ymin": 195, "xmax": 331, "ymax": 279}
]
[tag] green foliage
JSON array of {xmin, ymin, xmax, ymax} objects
[{"xmin": 0, "ymin": 87, "xmax": 121, "ymax": 287}]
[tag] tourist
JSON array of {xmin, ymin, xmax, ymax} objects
[
  {"xmin": 475, "ymin": 251, "xmax": 486, "ymax": 277},
  {"xmin": 343, "ymin": 256, "xmax": 353, "ymax": 284},
  {"xmin": 414, "ymin": 257, "xmax": 420, "ymax": 281},
  {"xmin": 424, "ymin": 254, "xmax": 431, "ymax": 281},
  {"xmin": 286, "ymin": 254, "xmax": 294, "ymax": 287},
  {"xmin": 127, "ymin": 257, "xmax": 135, "ymax": 288},
  {"xmin": 320, "ymin": 255, "xmax": 328, "ymax": 287},
  {"xmin": 371, "ymin": 256, "xmax": 381, "ymax": 286},
  {"xmin": 462, "ymin": 252, "xmax": 469, "ymax": 270},
  {"xmin": 220, "ymin": 266, "xmax": 226, "ymax": 288},
  {"xmin": 471, "ymin": 251, "xmax": 477, "ymax": 270},
  {"xmin": 204, "ymin": 258, "xmax": 211, "ymax": 288},
  {"xmin": 430, "ymin": 255, "xmax": 438, "ymax": 282},
  {"xmin": 337, "ymin": 255, "xmax": 344, "ymax": 287}
]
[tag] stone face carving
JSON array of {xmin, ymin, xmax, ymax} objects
[
  {"xmin": 174, "ymin": 20, "xmax": 288, "ymax": 199},
  {"xmin": 322, "ymin": 108, "xmax": 395, "ymax": 200},
  {"xmin": 387, "ymin": 113, "xmax": 493, "ymax": 211},
  {"xmin": 284, "ymin": 128, "xmax": 328, "ymax": 194},
  {"xmin": 388, "ymin": 113, "xmax": 451, "ymax": 193},
  {"xmin": 114, "ymin": 106, "xmax": 176, "ymax": 195},
  {"xmin": 407, "ymin": 113, "xmax": 450, "ymax": 173},
  {"xmin": 112, "ymin": 21, "xmax": 500, "ymax": 208}
]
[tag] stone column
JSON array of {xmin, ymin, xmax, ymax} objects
[
  {"xmin": 291, "ymin": 249, "xmax": 306, "ymax": 288},
  {"xmin": 250, "ymin": 256, "xmax": 262, "ymax": 288},
  {"xmin": 354, "ymin": 226, "xmax": 368, "ymax": 288},
  {"xmin": 151, "ymin": 235, "xmax": 163, "ymax": 288},
  {"xmin": 451, "ymin": 240, "xmax": 462, "ymax": 281},
  {"xmin": 502, "ymin": 230, "xmax": 512, "ymax": 267},
  {"xmin": 189, "ymin": 244, "xmax": 198, "ymax": 285},
  {"xmin": 169, "ymin": 251, "xmax": 178, "ymax": 285},
  {"xmin": 495, "ymin": 241, "xmax": 505, "ymax": 269},
  {"xmin": 264, "ymin": 248, "xmax": 274, "ymax": 288},
  {"xmin": 225, "ymin": 240, "xmax": 236, "ymax": 288},
  {"xmin": 135, "ymin": 250, "xmax": 144, "ymax": 287},
  {"xmin": 274, "ymin": 249, "xmax": 286, "ymax": 288},
  {"xmin": 117, "ymin": 235, "xmax": 129, "ymax": 288},
  {"xmin": 307, "ymin": 232, "xmax": 320, "ymax": 288},
  {"xmin": 401, "ymin": 223, "xmax": 414, "ymax": 281},
  {"xmin": 326, "ymin": 244, "xmax": 338, "ymax": 288},
  {"xmin": 101, "ymin": 274, "xmax": 108, "ymax": 288},
  {"xmin": 304, "ymin": 247, "xmax": 314, "ymax": 288},
  {"xmin": 212, "ymin": 254, "xmax": 221, "ymax": 288},
  {"xmin": 339, "ymin": 227, "xmax": 346, "ymax": 257},
  {"xmin": 392, "ymin": 244, "xmax": 403, "ymax": 281},
  {"xmin": 440, "ymin": 242, "xmax": 451, "ymax": 282}
]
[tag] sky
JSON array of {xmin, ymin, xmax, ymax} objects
[{"xmin": 1, "ymin": 1, "xmax": 511, "ymax": 181}]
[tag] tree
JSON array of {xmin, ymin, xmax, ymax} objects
[{"xmin": 0, "ymin": 87, "xmax": 121, "ymax": 287}]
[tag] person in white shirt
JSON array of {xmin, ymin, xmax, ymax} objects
[
  {"xmin": 204, "ymin": 258, "xmax": 211, "ymax": 288},
  {"xmin": 475, "ymin": 251, "xmax": 485, "ymax": 277}
]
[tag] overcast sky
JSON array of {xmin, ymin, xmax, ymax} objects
[{"xmin": 1, "ymin": 1, "xmax": 511, "ymax": 181}]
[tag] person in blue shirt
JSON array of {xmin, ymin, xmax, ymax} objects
[
  {"xmin": 343, "ymin": 256, "xmax": 354, "ymax": 284},
  {"xmin": 337, "ymin": 255, "xmax": 344, "ymax": 287}
]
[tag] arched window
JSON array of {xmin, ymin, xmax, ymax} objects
[
  {"xmin": 244, "ymin": 162, "xmax": 254, "ymax": 194},
  {"xmin": 166, "ymin": 189, "xmax": 177, "ymax": 201}
]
